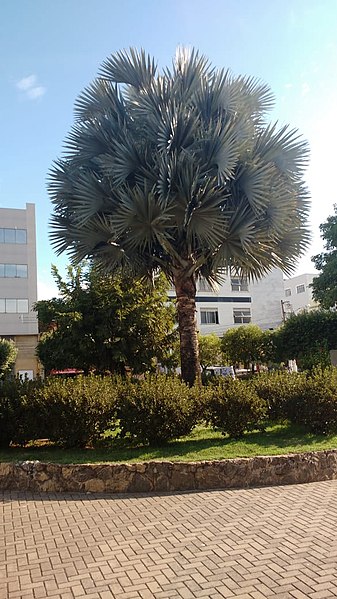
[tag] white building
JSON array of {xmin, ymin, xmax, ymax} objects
[
  {"xmin": 169, "ymin": 268, "xmax": 284, "ymax": 336},
  {"xmin": 0, "ymin": 203, "xmax": 40, "ymax": 377},
  {"xmin": 283, "ymin": 273, "xmax": 319, "ymax": 317}
]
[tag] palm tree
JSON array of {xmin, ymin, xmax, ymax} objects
[{"xmin": 49, "ymin": 48, "xmax": 310, "ymax": 385}]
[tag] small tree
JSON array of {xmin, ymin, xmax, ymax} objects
[
  {"xmin": 198, "ymin": 333, "xmax": 222, "ymax": 372},
  {"xmin": 0, "ymin": 338, "xmax": 18, "ymax": 378},
  {"xmin": 312, "ymin": 205, "xmax": 337, "ymax": 308},
  {"xmin": 274, "ymin": 310, "xmax": 336, "ymax": 370},
  {"xmin": 35, "ymin": 264, "xmax": 177, "ymax": 374},
  {"xmin": 221, "ymin": 324, "xmax": 270, "ymax": 372}
]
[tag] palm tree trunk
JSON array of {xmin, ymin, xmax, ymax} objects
[{"xmin": 174, "ymin": 273, "xmax": 201, "ymax": 386}]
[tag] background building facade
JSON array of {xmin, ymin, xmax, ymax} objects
[
  {"xmin": 0, "ymin": 203, "xmax": 39, "ymax": 377},
  {"xmin": 169, "ymin": 268, "xmax": 284, "ymax": 336},
  {"xmin": 283, "ymin": 273, "xmax": 319, "ymax": 317}
]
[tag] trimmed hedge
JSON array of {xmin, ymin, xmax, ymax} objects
[
  {"xmin": 116, "ymin": 375, "xmax": 200, "ymax": 445},
  {"xmin": 0, "ymin": 376, "xmax": 118, "ymax": 448},
  {"xmin": 205, "ymin": 378, "xmax": 267, "ymax": 438},
  {"xmin": 253, "ymin": 372, "xmax": 307, "ymax": 423},
  {"xmin": 34, "ymin": 376, "xmax": 118, "ymax": 448},
  {"xmin": 3, "ymin": 369, "xmax": 337, "ymax": 449},
  {"xmin": 297, "ymin": 368, "xmax": 337, "ymax": 435},
  {"xmin": 0, "ymin": 378, "xmax": 43, "ymax": 447}
]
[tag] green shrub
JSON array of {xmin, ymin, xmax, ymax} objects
[
  {"xmin": 116, "ymin": 375, "xmax": 199, "ymax": 445},
  {"xmin": 205, "ymin": 378, "xmax": 267, "ymax": 438},
  {"xmin": 0, "ymin": 380, "xmax": 23, "ymax": 447},
  {"xmin": 34, "ymin": 375, "xmax": 118, "ymax": 448},
  {"xmin": 296, "ymin": 367, "xmax": 337, "ymax": 434},
  {"xmin": 0, "ymin": 378, "xmax": 42, "ymax": 447},
  {"xmin": 253, "ymin": 372, "xmax": 307, "ymax": 422}
]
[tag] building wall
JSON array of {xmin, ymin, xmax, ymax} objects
[
  {"xmin": 13, "ymin": 334, "xmax": 40, "ymax": 378},
  {"xmin": 0, "ymin": 203, "xmax": 39, "ymax": 376},
  {"xmin": 169, "ymin": 268, "xmax": 284, "ymax": 336},
  {"xmin": 250, "ymin": 269, "xmax": 285, "ymax": 330},
  {"xmin": 283, "ymin": 273, "xmax": 319, "ymax": 315}
]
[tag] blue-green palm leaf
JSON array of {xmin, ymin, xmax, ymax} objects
[{"xmin": 49, "ymin": 47, "xmax": 310, "ymax": 283}]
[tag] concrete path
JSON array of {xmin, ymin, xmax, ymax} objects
[{"xmin": 2, "ymin": 480, "xmax": 337, "ymax": 598}]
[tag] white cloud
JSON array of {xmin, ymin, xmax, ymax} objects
[
  {"xmin": 17, "ymin": 74, "xmax": 37, "ymax": 91},
  {"xmin": 16, "ymin": 74, "xmax": 46, "ymax": 100},
  {"xmin": 284, "ymin": 83, "xmax": 293, "ymax": 89},
  {"xmin": 27, "ymin": 86, "xmax": 46, "ymax": 99}
]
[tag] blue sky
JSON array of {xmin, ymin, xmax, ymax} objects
[{"xmin": 1, "ymin": 0, "xmax": 337, "ymax": 298}]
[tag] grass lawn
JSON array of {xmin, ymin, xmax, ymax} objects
[{"xmin": 1, "ymin": 424, "xmax": 337, "ymax": 464}]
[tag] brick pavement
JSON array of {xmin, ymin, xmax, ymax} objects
[{"xmin": 2, "ymin": 480, "xmax": 337, "ymax": 598}]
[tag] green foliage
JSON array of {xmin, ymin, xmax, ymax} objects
[
  {"xmin": 0, "ymin": 339, "xmax": 18, "ymax": 378},
  {"xmin": 297, "ymin": 340, "xmax": 331, "ymax": 371},
  {"xmin": 5, "ymin": 367, "xmax": 337, "ymax": 451},
  {"xmin": 0, "ymin": 379, "xmax": 42, "ymax": 447},
  {"xmin": 33, "ymin": 376, "xmax": 117, "ymax": 448},
  {"xmin": 274, "ymin": 310, "xmax": 336, "ymax": 369},
  {"xmin": 116, "ymin": 375, "xmax": 199, "ymax": 445},
  {"xmin": 253, "ymin": 367, "xmax": 337, "ymax": 435},
  {"xmin": 312, "ymin": 204, "xmax": 337, "ymax": 308},
  {"xmin": 205, "ymin": 379, "xmax": 267, "ymax": 438},
  {"xmin": 35, "ymin": 264, "xmax": 177, "ymax": 375},
  {"xmin": 0, "ymin": 380, "xmax": 23, "ymax": 447},
  {"xmin": 0, "ymin": 375, "xmax": 118, "ymax": 448},
  {"xmin": 198, "ymin": 333, "xmax": 222, "ymax": 371},
  {"xmin": 253, "ymin": 371, "xmax": 306, "ymax": 422},
  {"xmin": 294, "ymin": 368, "xmax": 337, "ymax": 435},
  {"xmin": 221, "ymin": 325, "xmax": 273, "ymax": 370}
]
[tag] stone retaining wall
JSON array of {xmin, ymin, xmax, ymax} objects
[{"xmin": 1, "ymin": 450, "xmax": 337, "ymax": 494}]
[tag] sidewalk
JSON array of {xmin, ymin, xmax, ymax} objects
[{"xmin": 2, "ymin": 480, "xmax": 337, "ymax": 598}]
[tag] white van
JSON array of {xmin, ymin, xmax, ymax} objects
[{"xmin": 205, "ymin": 366, "xmax": 235, "ymax": 379}]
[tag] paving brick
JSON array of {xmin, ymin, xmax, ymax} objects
[{"xmin": 3, "ymin": 480, "xmax": 337, "ymax": 597}]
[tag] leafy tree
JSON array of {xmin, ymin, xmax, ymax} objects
[
  {"xmin": 274, "ymin": 310, "xmax": 337, "ymax": 370},
  {"xmin": 312, "ymin": 205, "xmax": 337, "ymax": 308},
  {"xmin": 221, "ymin": 324, "xmax": 272, "ymax": 371},
  {"xmin": 0, "ymin": 338, "xmax": 18, "ymax": 378},
  {"xmin": 49, "ymin": 47, "xmax": 310, "ymax": 385},
  {"xmin": 35, "ymin": 264, "xmax": 176, "ymax": 374},
  {"xmin": 198, "ymin": 333, "xmax": 222, "ymax": 372}
]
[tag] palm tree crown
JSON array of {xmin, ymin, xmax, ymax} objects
[{"xmin": 49, "ymin": 47, "xmax": 310, "ymax": 384}]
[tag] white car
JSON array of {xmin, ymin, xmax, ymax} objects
[{"xmin": 205, "ymin": 366, "xmax": 235, "ymax": 379}]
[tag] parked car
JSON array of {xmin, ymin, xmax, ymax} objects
[{"xmin": 204, "ymin": 366, "xmax": 235, "ymax": 379}]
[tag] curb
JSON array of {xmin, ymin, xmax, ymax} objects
[{"xmin": 2, "ymin": 450, "xmax": 337, "ymax": 494}]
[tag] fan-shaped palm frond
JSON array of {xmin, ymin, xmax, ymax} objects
[
  {"xmin": 50, "ymin": 47, "xmax": 310, "ymax": 279},
  {"xmin": 236, "ymin": 161, "xmax": 276, "ymax": 215},
  {"xmin": 185, "ymin": 179, "xmax": 228, "ymax": 249},
  {"xmin": 157, "ymin": 102, "xmax": 199, "ymax": 154},
  {"xmin": 74, "ymin": 79, "xmax": 126, "ymax": 124},
  {"xmin": 111, "ymin": 185, "xmax": 174, "ymax": 252},
  {"xmin": 254, "ymin": 122, "xmax": 309, "ymax": 178},
  {"xmin": 233, "ymin": 75, "xmax": 275, "ymax": 119},
  {"xmin": 100, "ymin": 47, "xmax": 157, "ymax": 88}
]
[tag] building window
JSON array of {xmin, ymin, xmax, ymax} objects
[
  {"xmin": 231, "ymin": 277, "xmax": 248, "ymax": 292},
  {"xmin": 296, "ymin": 284, "xmax": 305, "ymax": 294},
  {"xmin": 285, "ymin": 288, "xmax": 291, "ymax": 297},
  {"xmin": 0, "ymin": 228, "xmax": 27, "ymax": 244},
  {"xmin": 0, "ymin": 264, "xmax": 28, "ymax": 278},
  {"xmin": 0, "ymin": 299, "xmax": 29, "ymax": 313},
  {"xmin": 198, "ymin": 278, "xmax": 213, "ymax": 292},
  {"xmin": 233, "ymin": 308, "xmax": 251, "ymax": 324},
  {"xmin": 200, "ymin": 309, "xmax": 219, "ymax": 324}
]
